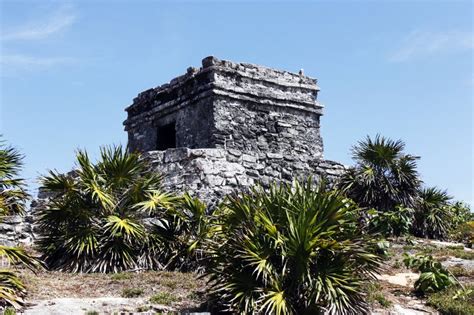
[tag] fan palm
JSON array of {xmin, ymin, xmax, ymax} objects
[
  {"xmin": 412, "ymin": 187, "xmax": 453, "ymax": 239},
  {"xmin": 36, "ymin": 145, "xmax": 210, "ymax": 273},
  {"xmin": 0, "ymin": 137, "xmax": 42, "ymax": 308},
  {"xmin": 0, "ymin": 137, "xmax": 29, "ymax": 216},
  {"xmin": 207, "ymin": 180, "xmax": 381, "ymax": 315},
  {"xmin": 144, "ymin": 193, "xmax": 217, "ymax": 272},
  {"xmin": 339, "ymin": 135, "xmax": 421, "ymax": 212},
  {"xmin": 36, "ymin": 145, "xmax": 178, "ymax": 273}
]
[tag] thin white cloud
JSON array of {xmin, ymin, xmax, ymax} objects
[
  {"xmin": 1, "ymin": 4, "xmax": 76, "ymax": 41},
  {"xmin": 0, "ymin": 54, "xmax": 75, "ymax": 76},
  {"xmin": 1, "ymin": 54, "xmax": 74, "ymax": 67},
  {"xmin": 389, "ymin": 30, "xmax": 474, "ymax": 62}
]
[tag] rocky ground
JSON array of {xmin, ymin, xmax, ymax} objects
[{"xmin": 9, "ymin": 238, "xmax": 474, "ymax": 315}]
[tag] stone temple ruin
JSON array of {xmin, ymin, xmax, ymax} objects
[
  {"xmin": 124, "ymin": 56, "xmax": 345, "ymax": 205},
  {"xmin": 0, "ymin": 56, "xmax": 346, "ymax": 245}
]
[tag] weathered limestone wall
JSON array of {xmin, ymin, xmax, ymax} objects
[
  {"xmin": 0, "ymin": 215, "xmax": 35, "ymax": 246},
  {"xmin": 213, "ymin": 97, "xmax": 323, "ymax": 159},
  {"xmin": 145, "ymin": 148, "xmax": 345, "ymax": 206},
  {"xmin": 124, "ymin": 56, "xmax": 324, "ymax": 159}
]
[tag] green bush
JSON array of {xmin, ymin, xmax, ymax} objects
[
  {"xmin": 368, "ymin": 206, "xmax": 414, "ymax": 236},
  {"xmin": 206, "ymin": 180, "xmax": 381, "ymax": 315},
  {"xmin": 403, "ymin": 254, "xmax": 456, "ymax": 294},
  {"xmin": 450, "ymin": 202, "xmax": 473, "ymax": 229},
  {"xmin": 427, "ymin": 286, "xmax": 474, "ymax": 315},
  {"xmin": 450, "ymin": 221, "xmax": 474, "ymax": 248}
]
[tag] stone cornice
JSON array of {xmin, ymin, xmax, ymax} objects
[{"xmin": 124, "ymin": 56, "xmax": 323, "ymax": 127}]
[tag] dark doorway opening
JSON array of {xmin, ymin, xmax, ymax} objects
[{"xmin": 156, "ymin": 122, "xmax": 176, "ymax": 150}]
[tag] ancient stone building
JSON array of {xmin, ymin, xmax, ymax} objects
[
  {"xmin": 124, "ymin": 56, "xmax": 344, "ymax": 205},
  {"xmin": 1, "ymin": 57, "xmax": 346, "ymax": 245}
]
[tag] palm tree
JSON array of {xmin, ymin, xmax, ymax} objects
[
  {"xmin": 36, "ymin": 145, "xmax": 207, "ymax": 273},
  {"xmin": 206, "ymin": 180, "xmax": 381, "ymax": 315},
  {"xmin": 339, "ymin": 135, "xmax": 421, "ymax": 212},
  {"xmin": 412, "ymin": 187, "xmax": 453, "ymax": 239},
  {"xmin": 0, "ymin": 137, "xmax": 41, "ymax": 308}
]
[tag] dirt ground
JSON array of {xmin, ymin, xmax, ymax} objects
[
  {"xmin": 10, "ymin": 238, "xmax": 474, "ymax": 314},
  {"xmin": 18, "ymin": 269, "xmax": 208, "ymax": 313}
]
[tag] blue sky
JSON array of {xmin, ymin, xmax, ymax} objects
[{"xmin": 1, "ymin": 1, "xmax": 472, "ymax": 204}]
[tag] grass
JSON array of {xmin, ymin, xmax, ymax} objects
[
  {"xmin": 85, "ymin": 311, "xmax": 99, "ymax": 315},
  {"xmin": 427, "ymin": 285, "xmax": 474, "ymax": 315},
  {"xmin": 110, "ymin": 272, "xmax": 133, "ymax": 281},
  {"xmin": 365, "ymin": 282, "xmax": 393, "ymax": 308},
  {"xmin": 447, "ymin": 265, "xmax": 474, "ymax": 277},
  {"xmin": 150, "ymin": 292, "xmax": 180, "ymax": 305},
  {"xmin": 121, "ymin": 287, "xmax": 144, "ymax": 298},
  {"xmin": 403, "ymin": 243, "xmax": 474, "ymax": 260}
]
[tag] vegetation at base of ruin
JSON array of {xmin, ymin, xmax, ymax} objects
[
  {"xmin": 403, "ymin": 253, "xmax": 457, "ymax": 294},
  {"xmin": 2, "ymin": 134, "xmax": 472, "ymax": 313},
  {"xmin": 0, "ymin": 137, "xmax": 42, "ymax": 309},
  {"xmin": 426, "ymin": 285, "xmax": 474, "ymax": 315},
  {"xmin": 205, "ymin": 180, "xmax": 381, "ymax": 315},
  {"xmin": 36, "ymin": 145, "xmax": 212, "ymax": 273}
]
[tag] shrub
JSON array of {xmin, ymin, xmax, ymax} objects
[
  {"xmin": 403, "ymin": 254, "xmax": 456, "ymax": 294},
  {"xmin": 368, "ymin": 206, "xmax": 414, "ymax": 236},
  {"xmin": 450, "ymin": 221, "xmax": 474, "ymax": 248},
  {"xmin": 338, "ymin": 135, "xmax": 420, "ymax": 213},
  {"xmin": 427, "ymin": 286, "xmax": 474, "ymax": 315},
  {"xmin": 206, "ymin": 180, "xmax": 381, "ymax": 315},
  {"xmin": 121, "ymin": 287, "xmax": 144, "ymax": 298},
  {"xmin": 450, "ymin": 202, "xmax": 473, "ymax": 229}
]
